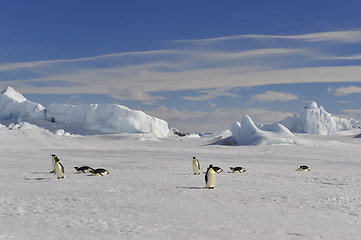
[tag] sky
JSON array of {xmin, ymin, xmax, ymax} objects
[{"xmin": 1, "ymin": 0, "xmax": 361, "ymax": 133}]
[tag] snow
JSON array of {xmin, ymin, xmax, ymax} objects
[
  {"xmin": 0, "ymin": 87, "xmax": 169, "ymax": 137},
  {"xmin": 1, "ymin": 87, "xmax": 361, "ymax": 239},
  {"xmin": 279, "ymin": 101, "xmax": 359, "ymax": 135},
  {"xmin": 1, "ymin": 124, "xmax": 361, "ymax": 239}
]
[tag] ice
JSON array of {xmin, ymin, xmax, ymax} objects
[
  {"xmin": 231, "ymin": 115, "xmax": 299, "ymax": 145},
  {"xmin": 0, "ymin": 86, "xmax": 169, "ymax": 137},
  {"xmin": 279, "ymin": 101, "xmax": 359, "ymax": 135}
]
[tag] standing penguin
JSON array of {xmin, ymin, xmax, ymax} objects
[
  {"xmin": 50, "ymin": 155, "xmax": 56, "ymax": 174},
  {"xmin": 192, "ymin": 157, "xmax": 201, "ymax": 175},
  {"xmin": 205, "ymin": 164, "xmax": 216, "ymax": 189},
  {"xmin": 52, "ymin": 154, "xmax": 65, "ymax": 179}
]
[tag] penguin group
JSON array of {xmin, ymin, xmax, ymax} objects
[
  {"xmin": 193, "ymin": 157, "xmax": 246, "ymax": 189},
  {"xmin": 193, "ymin": 157, "xmax": 310, "ymax": 189},
  {"xmin": 50, "ymin": 154, "xmax": 109, "ymax": 179}
]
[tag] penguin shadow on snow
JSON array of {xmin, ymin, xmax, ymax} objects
[
  {"xmin": 25, "ymin": 176, "xmax": 52, "ymax": 181},
  {"xmin": 177, "ymin": 186, "xmax": 209, "ymax": 190}
]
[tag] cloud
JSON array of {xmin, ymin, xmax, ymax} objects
[
  {"xmin": 2, "ymin": 30, "xmax": 361, "ymax": 103},
  {"xmin": 0, "ymin": 50, "xmax": 175, "ymax": 72},
  {"xmin": 145, "ymin": 106, "xmax": 293, "ymax": 133},
  {"xmin": 321, "ymin": 54, "xmax": 361, "ymax": 61},
  {"xmin": 108, "ymin": 86, "xmax": 164, "ymax": 104},
  {"xmin": 251, "ymin": 91, "xmax": 298, "ymax": 102},
  {"xmin": 330, "ymin": 86, "xmax": 361, "ymax": 96},
  {"xmin": 176, "ymin": 30, "xmax": 361, "ymax": 44},
  {"xmin": 182, "ymin": 88, "xmax": 239, "ymax": 101},
  {"xmin": 342, "ymin": 109, "xmax": 361, "ymax": 114}
]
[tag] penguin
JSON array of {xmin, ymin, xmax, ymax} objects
[
  {"xmin": 205, "ymin": 164, "xmax": 216, "ymax": 189},
  {"xmin": 52, "ymin": 154, "xmax": 65, "ymax": 179},
  {"xmin": 298, "ymin": 165, "xmax": 310, "ymax": 171},
  {"xmin": 230, "ymin": 167, "xmax": 246, "ymax": 173},
  {"xmin": 74, "ymin": 166, "xmax": 94, "ymax": 173},
  {"xmin": 212, "ymin": 166, "xmax": 223, "ymax": 174},
  {"xmin": 90, "ymin": 168, "xmax": 109, "ymax": 176},
  {"xmin": 192, "ymin": 157, "xmax": 201, "ymax": 175}
]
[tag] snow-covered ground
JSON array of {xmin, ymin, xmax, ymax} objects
[{"xmin": 1, "ymin": 125, "xmax": 361, "ymax": 240}]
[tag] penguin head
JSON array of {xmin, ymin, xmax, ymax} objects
[
  {"xmin": 193, "ymin": 157, "xmax": 196, "ymax": 160},
  {"xmin": 209, "ymin": 164, "xmax": 213, "ymax": 168}
]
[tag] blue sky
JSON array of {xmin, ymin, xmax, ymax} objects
[{"xmin": 1, "ymin": 0, "xmax": 361, "ymax": 132}]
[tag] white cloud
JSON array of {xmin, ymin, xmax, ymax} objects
[
  {"xmin": 108, "ymin": 86, "xmax": 164, "ymax": 104},
  {"xmin": 2, "ymin": 30, "xmax": 361, "ymax": 103},
  {"xmin": 321, "ymin": 54, "xmax": 361, "ymax": 60},
  {"xmin": 176, "ymin": 30, "xmax": 361, "ymax": 44},
  {"xmin": 182, "ymin": 88, "xmax": 239, "ymax": 101},
  {"xmin": 342, "ymin": 109, "xmax": 361, "ymax": 114},
  {"xmin": 251, "ymin": 91, "xmax": 298, "ymax": 102},
  {"xmin": 331, "ymin": 86, "xmax": 361, "ymax": 96}
]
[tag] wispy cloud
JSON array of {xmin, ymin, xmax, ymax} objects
[
  {"xmin": 329, "ymin": 85, "xmax": 361, "ymax": 96},
  {"xmin": 176, "ymin": 30, "xmax": 361, "ymax": 43},
  {"xmin": 182, "ymin": 88, "xmax": 239, "ymax": 101},
  {"xmin": 1, "ymin": 30, "xmax": 361, "ymax": 104},
  {"xmin": 321, "ymin": 54, "xmax": 361, "ymax": 60},
  {"xmin": 341, "ymin": 109, "xmax": 361, "ymax": 114},
  {"xmin": 251, "ymin": 91, "xmax": 299, "ymax": 102}
]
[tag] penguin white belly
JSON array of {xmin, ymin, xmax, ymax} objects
[
  {"xmin": 51, "ymin": 158, "xmax": 55, "ymax": 173},
  {"xmin": 206, "ymin": 169, "xmax": 215, "ymax": 189},
  {"xmin": 54, "ymin": 162, "xmax": 65, "ymax": 179},
  {"xmin": 192, "ymin": 161, "xmax": 200, "ymax": 174}
]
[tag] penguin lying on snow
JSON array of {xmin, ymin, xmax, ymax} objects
[
  {"xmin": 90, "ymin": 168, "xmax": 109, "ymax": 176},
  {"xmin": 230, "ymin": 167, "xmax": 246, "ymax": 173},
  {"xmin": 298, "ymin": 165, "xmax": 310, "ymax": 171},
  {"xmin": 51, "ymin": 154, "xmax": 65, "ymax": 179},
  {"xmin": 192, "ymin": 157, "xmax": 201, "ymax": 175},
  {"xmin": 205, "ymin": 164, "xmax": 216, "ymax": 189},
  {"xmin": 74, "ymin": 166, "xmax": 94, "ymax": 173}
]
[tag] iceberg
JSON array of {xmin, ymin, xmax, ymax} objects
[{"xmin": 0, "ymin": 86, "xmax": 169, "ymax": 137}]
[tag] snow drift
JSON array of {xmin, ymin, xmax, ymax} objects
[
  {"xmin": 279, "ymin": 101, "xmax": 359, "ymax": 135},
  {"xmin": 0, "ymin": 86, "xmax": 169, "ymax": 137},
  {"xmin": 231, "ymin": 115, "xmax": 298, "ymax": 145}
]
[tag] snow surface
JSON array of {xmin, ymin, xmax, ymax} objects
[
  {"xmin": 1, "ymin": 124, "xmax": 361, "ymax": 240},
  {"xmin": 0, "ymin": 87, "xmax": 169, "ymax": 137}
]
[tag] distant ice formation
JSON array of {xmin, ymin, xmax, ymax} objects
[
  {"xmin": 0, "ymin": 86, "xmax": 169, "ymax": 137},
  {"xmin": 279, "ymin": 101, "xmax": 359, "ymax": 135},
  {"xmin": 231, "ymin": 115, "xmax": 298, "ymax": 145}
]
